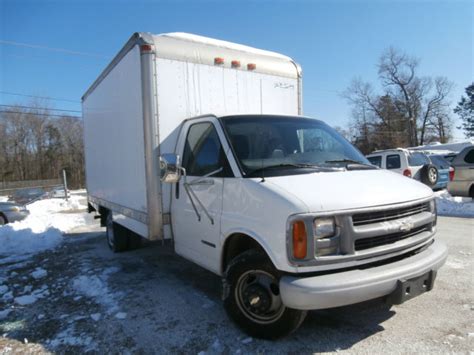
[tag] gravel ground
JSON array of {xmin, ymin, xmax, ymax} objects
[{"xmin": 0, "ymin": 216, "xmax": 472, "ymax": 354}]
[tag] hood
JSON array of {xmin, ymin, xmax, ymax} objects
[{"xmin": 264, "ymin": 169, "xmax": 433, "ymax": 213}]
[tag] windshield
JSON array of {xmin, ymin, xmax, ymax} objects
[{"xmin": 221, "ymin": 115, "xmax": 370, "ymax": 176}]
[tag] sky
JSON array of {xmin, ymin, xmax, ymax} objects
[{"xmin": 0, "ymin": 0, "xmax": 472, "ymax": 141}]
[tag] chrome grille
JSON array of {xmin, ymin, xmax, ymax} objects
[
  {"xmin": 355, "ymin": 224, "xmax": 430, "ymax": 251},
  {"xmin": 352, "ymin": 202, "xmax": 430, "ymax": 226}
]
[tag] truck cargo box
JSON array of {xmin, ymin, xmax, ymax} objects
[{"xmin": 83, "ymin": 32, "xmax": 302, "ymax": 240}]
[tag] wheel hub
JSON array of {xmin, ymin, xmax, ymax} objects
[{"xmin": 244, "ymin": 284, "xmax": 272, "ymax": 314}]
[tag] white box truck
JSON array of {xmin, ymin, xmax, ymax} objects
[{"xmin": 83, "ymin": 32, "xmax": 447, "ymax": 339}]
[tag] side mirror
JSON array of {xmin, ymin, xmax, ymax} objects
[{"xmin": 160, "ymin": 154, "xmax": 181, "ymax": 183}]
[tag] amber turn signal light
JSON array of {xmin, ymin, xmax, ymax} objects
[{"xmin": 292, "ymin": 221, "xmax": 307, "ymax": 259}]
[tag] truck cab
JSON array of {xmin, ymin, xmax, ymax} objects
[{"xmin": 160, "ymin": 113, "xmax": 447, "ymax": 338}]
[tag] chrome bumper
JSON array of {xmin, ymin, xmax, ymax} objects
[{"xmin": 280, "ymin": 240, "xmax": 448, "ymax": 310}]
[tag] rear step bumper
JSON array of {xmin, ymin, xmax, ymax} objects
[{"xmin": 280, "ymin": 239, "xmax": 448, "ymax": 310}]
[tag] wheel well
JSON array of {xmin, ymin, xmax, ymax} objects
[
  {"xmin": 469, "ymin": 184, "xmax": 474, "ymax": 198},
  {"xmin": 222, "ymin": 233, "xmax": 267, "ymax": 273},
  {"xmin": 0, "ymin": 212, "xmax": 7, "ymax": 223}
]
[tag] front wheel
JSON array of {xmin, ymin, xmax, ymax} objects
[{"xmin": 223, "ymin": 249, "xmax": 306, "ymax": 339}]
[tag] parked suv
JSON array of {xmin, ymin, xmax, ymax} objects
[
  {"xmin": 448, "ymin": 146, "xmax": 474, "ymax": 197},
  {"xmin": 367, "ymin": 149, "xmax": 439, "ymax": 188}
]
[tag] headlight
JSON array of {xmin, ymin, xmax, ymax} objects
[
  {"xmin": 314, "ymin": 217, "xmax": 339, "ymax": 257},
  {"xmin": 313, "ymin": 217, "xmax": 336, "ymax": 238}
]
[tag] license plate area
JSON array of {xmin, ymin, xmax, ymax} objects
[{"xmin": 387, "ymin": 270, "xmax": 437, "ymax": 305}]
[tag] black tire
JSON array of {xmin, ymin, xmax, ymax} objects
[
  {"xmin": 105, "ymin": 213, "xmax": 129, "ymax": 252},
  {"xmin": 223, "ymin": 249, "xmax": 307, "ymax": 339},
  {"xmin": 420, "ymin": 164, "xmax": 438, "ymax": 187},
  {"xmin": 0, "ymin": 214, "xmax": 6, "ymax": 226}
]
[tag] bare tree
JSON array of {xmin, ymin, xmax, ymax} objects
[
  {"xmin": 0, "ymin": 101, "xmax": 85, "ymax": 188},
  {"xmin": 344, "ymin": 48, "xmax": 453, "ymax": 151}
]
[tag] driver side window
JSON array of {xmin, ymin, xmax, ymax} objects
[{"xmin": 182, "ymin": 122, "xmax": 232, "ymax": 177}]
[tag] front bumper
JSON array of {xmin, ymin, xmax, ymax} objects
[{"xmin": 280, "ymin": 239, "xmax": 447, "ymax": 310}]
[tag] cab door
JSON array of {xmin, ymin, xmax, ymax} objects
[{"xmin": 171, "ymin": 118, "xmax": 233, "ymax": 273}]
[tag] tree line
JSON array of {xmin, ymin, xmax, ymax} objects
[
  {"xmin": 343, "ymin": 47, "xmax": 472, "ymax": 154},
  {"xmin": 0, "ymin": 102, "xmax": 85, "ymax": 189}
]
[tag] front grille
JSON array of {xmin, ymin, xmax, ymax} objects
[
  {"xmin": 352, "ymin": 202, "xmax": 430, "ymax": 226},
  {"xmin": 354, "ymin": 224, "xmax": 430, "ymax": 251}
]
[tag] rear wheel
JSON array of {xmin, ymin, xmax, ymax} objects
[
  {"xmin": 223, "ymin": 249, "xmax": 306, "ymax": 339},
  {"xmin": 0, "ymin": 214, "xmax": 6, "ymax": 226},
  {"xmin": 420, "ymin": 164, "xmax": 438, "ymax": 187},
  {"xmin": 105, "ymin": 213, "xmax": 129, "ymax": 252}
]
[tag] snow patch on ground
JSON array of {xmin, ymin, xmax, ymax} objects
[
  {"xmin": 434, "ymin": 190, "xmax": 474, "ymax": 218},
  {"xmin": 0, "ymin": 309, "xmax": 11, "ymax": 319},
  {"xmin": 90, "ymin": 313, "xmax": 101, "ymax": 321},
  {"xmin": 47, "ymin": 325, "xmax": 96, "ymax": 351},
  {"xmin": 0, "ymin": 196, "xmax": 8, "ymax": 202},
  {"xmin": 31, "ymin": 268, "xmax": 48, "ymax": 279},
  {"xmin": 0, "ymin": 193, "xmax": 87, "ymax": 262},
  {"xmin": 71, "ymin": 265, "xmax": 122, "ymax": 314},
  {"xmin": 13, "ymin": 285, "xmax": 50, "ymax": 305},
  {"xmin": 14, "ymin": 294, "xmax": 39, "ymax": 305},
  {"xmin": 114, "ymin": 312, "xmax": 127, "ymax": 319}
]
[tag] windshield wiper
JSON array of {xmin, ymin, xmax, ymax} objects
[
  {"xmin": 248, "ymin": 163, "xmax": 336, "ymax": 177},
  {"xmin": 324, "ymin": 159, "xmax": 377, "ymax": 170}
]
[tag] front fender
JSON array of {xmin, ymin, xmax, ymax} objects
[{"xmin": 220, "ymin": 227, "xmax": 298, "ymax": 275}]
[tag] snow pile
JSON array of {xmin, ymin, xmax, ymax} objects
[
  {"xmin": 0, "ymin": 193, "xmax": 87, "ymax": 260},
  {"xmin": 0, "ymin": 196, "xmax": 8, "ymax": 202},
  {"xmin": 435, "ymin": 190, "xmax": 474, "ymax": 218}
]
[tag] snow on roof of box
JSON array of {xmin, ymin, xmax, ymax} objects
[
  {"xmin": 159, "ymin": 32, "xmax": 292, "ymax": 61},
  {"xmin": 83, "ymin": 32, "xmax": 300, "ymax": 101}
]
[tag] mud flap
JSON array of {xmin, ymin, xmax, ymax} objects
[{"xmin": 387, "ymin": 270, "xmax": 437, "ymax": 305}]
